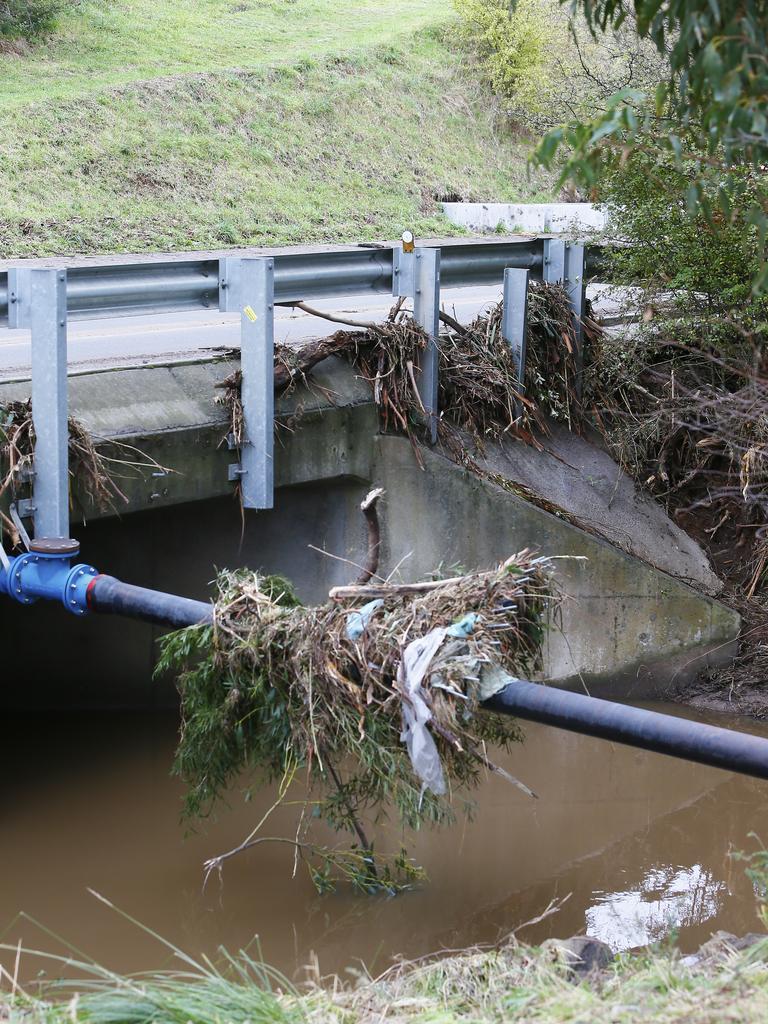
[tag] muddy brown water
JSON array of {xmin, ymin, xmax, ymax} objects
[{"xmin": 2, "ymin": 705, "xmax": 768, "ymax": 982}]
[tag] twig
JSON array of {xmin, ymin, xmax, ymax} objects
[
  {"xmin": 278, "ymin": 301, "xmax": 378, "ymax": 330},
  {"xmin": 329, "ymin": 574, "xmax": 472, "ymax": 602},
  {"xmin": 430, "ymin": 720, "xmax": 537, "ymax": 799},
  {"xmin": 323, "ymin": 756, "xmax": 376, "ymax": 866},
  {"xmin": 307, "ymin": 543, "xmax": 387, "ymax": 584},
  {"xmin": 279, "ymin": 298, "xmax": 466, "ymax": 336}
]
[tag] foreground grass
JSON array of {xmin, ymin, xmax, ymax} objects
[
  {"xmin": 5, "ymin": 938, "xmax": 768, "ymax": 1023},
  {"xmin": 0, "ymin": 1, "xmax": 552, "ymax": 258}
]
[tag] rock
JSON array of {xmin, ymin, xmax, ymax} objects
[
  {"xmin": 542, "ymin": 936, "xmax": 615, "ymax": 979},
  {"xmin": 695, "ymin": 931, "xmax": 768, "ymax": 964}
]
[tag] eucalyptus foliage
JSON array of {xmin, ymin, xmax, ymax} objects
[{"xmin": 533, "ymin": 0, "xmax": 768, "ymax": 288}]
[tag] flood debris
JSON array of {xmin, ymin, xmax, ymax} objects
[
  {"xmin": 0, "ymin": 399, "xmax": 121, "ymax": 544},
  {"xmin": 0, "ymin": 398, "xmax": 173, "ymax": 548},
  {"xmin": 193, "ymin": 287, "xmax": 591, "ymax": 889},
  {"xmin": 584, "ymin": 324, "xmax": 768, "ymax": 712},
  {"xmin": 159, "ymin": 543, "xmax": 554, "ymax": 892},
  {"xmin": 215, "ymin": 282, "xmax": 601, "ymax": 461},
  {"xmin": 332, "ymin": 281, "xmax": 598, "ymax": 451}
]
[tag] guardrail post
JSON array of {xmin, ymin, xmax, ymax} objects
[
  {"xmin": 393, "ymin": 246, "xmax": 440, "ymax": 443},
  {"xmin": 502, "ymin": 268, "xmax": 529, "ymax": 418},
  {"xmin": 30, "ymin": 268, "xmax": 70, "ymax": 539},
  {"xmin": 238, "ymin": 258, "xmax": 274, "ymax": 510},
  {"xmin": 413, "ymin": 248, "xmax": 441, "ymax": 443},
  {"xmin": 544, "ymin": 238, "xmax": 586, "ymax": 398}
]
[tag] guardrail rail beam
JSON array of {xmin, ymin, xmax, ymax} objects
[{"xmin": 8, "ymin": 268, "xmax": 31, "ymax": 329}]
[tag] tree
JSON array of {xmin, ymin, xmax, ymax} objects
[{"xmin": 534, "ymin": 0, "xmax": 768, "ymax": 286}]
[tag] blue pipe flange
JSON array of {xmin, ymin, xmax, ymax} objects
[
  {"xmin": 2, "ymin": 553, "xmax": 36, "ymax": 605},
  {"xmin": 64, "ymin": 562, "xmax": 99, "ymax": 615}
]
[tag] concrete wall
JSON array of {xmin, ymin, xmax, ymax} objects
[
  {"xmin": 373, "ymin": 437, "xmax": 738, "ymax": 698},
  {"xmin": 0, "ymin": 437, "xmax": 738, "ymax": 709}
]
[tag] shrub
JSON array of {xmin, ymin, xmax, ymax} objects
[
  {"xmin": 453, "ymin": 0, "xmax": 664, "ymax": 132},
  {"xmin": 0, "ymin": 0, "xmax": 67, "ymax": 39},
  {"xmin": 599, "ymin": 145, "xmax": 766, "ymax": 308}
]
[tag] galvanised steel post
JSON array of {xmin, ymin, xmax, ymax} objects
[
  {"xmin": 502, "ymin": 267, "xmax": 529, "ymax": 418},
  {"xmin": 412, "ymin": 247, "xmax": 441, "ymax": 444},
  {"xmin": 544, "ymin": 238, "xmax": 586, "ymax": 398},
  {"xmin": 239, "ymin": 257, "xmax": 275, "ymax": 509},
  {"xmin": 30, "ymin": 268, "xmax": 70, "ymax": 539}
]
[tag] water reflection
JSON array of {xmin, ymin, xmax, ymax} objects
[{"xmin": 587, "ymin": 864, "xmax": 727, "ymax": 951}]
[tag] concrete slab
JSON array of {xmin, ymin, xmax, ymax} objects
[{"xmin": 441, "ymin": 202, "xmax": 609, "ymax": 235}]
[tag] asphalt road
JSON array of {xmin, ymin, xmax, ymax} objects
[{"xmin": 0, "ymin": 283, "xmax": 617, "ymax": 380}]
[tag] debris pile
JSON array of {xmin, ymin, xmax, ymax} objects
[
  {"xmin": 215, "ymin": 281, "xmax": 600, "ymax": 465},
  {"xmin": 159, "ymin": 551, "xmax": 555, "ymax": 888},
  {"xmin": 0, "ymin": 399, "xmax": 122, "ymax": 545},
  {"xmin": 346, "ymin": 281, "xmax": 596, "ymax": 450},
  {"xmin": 0, "ymin": 398, "xmax": 172, "ymax": 548}
]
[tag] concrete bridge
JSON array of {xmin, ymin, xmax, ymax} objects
[{"xmin": 0, "ymin": 236, "xmax": 738, "ymax": 709}]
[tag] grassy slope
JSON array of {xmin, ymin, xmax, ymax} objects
[{"xmin": 0, "ymin": 0, "xmax": 552, "ymax": 258}]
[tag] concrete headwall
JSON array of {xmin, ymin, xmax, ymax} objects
[{"xmin": 372, "ymin": 437, "xmax": 737, "ymax": 697}]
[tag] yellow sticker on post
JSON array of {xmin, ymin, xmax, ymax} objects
[{"xmin": 243, "ymin": 305, "xmax": 258, "ymax": 322}]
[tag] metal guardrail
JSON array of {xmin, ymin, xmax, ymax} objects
[
  {"xmin": 0, "ymin": 236, "xmax": 594, "ymax": 546},
  {"xmin": 0, "ymin": 238, "xmax": 601, "ymax": 325}
]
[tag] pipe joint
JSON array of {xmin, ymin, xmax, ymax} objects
[{"xmin": 0, "ymin": 548, "xmax": 97, "ymax": 616}]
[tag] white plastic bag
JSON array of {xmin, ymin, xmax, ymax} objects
[{"xmin": 397, "ymin": 627, "xmax": 449, "ymax": 798}]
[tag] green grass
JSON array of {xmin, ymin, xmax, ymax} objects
[
  {"xmin": 0, "ymin": 0, "xmax": 453, "ymax": 106},
  {"xmin": 0, "ymin": 0, "xmax": 553, "ymax": 258},
  {"xmin": 5, "ymin": 938, "xmax": 768, "ymax": 1023}
]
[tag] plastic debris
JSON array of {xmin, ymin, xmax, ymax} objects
[
  {"xmin": 397, "ymin": 627, "xmax": 449, "ymax": 798},
  {"xmin": 346, "ymin": 598, "xmax": 384, "ymax": 640}
]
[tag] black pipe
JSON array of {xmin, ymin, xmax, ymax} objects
[
  {"xmin": 86, "ymin": 574, "xmax": 213, "ymax": 629},
  {"xmin": 483, "ymin": 676, "xmax": 768, "ymax": 780}
]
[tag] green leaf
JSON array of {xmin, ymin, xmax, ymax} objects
[{"xmin": 654, "ymin": 81, "xmax": 668, "ymax": 116}]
